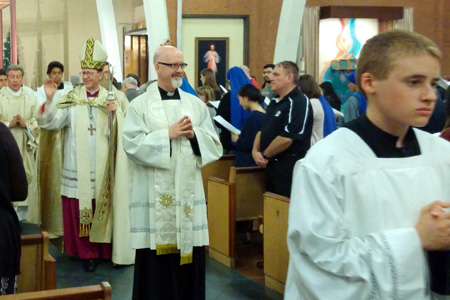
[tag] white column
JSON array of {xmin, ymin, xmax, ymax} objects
[
  {"xmin": 143, "ymin": 0, "xmax": 170, "ymax": 81},
  {"xmin": 96, "ymin": 0, "xmax": 123, "ymax": 82},
  {"xmin": 273, "ymin": 0, "xmax": 306, "ymax": 64},
  {"xmin": 176, "ymin": 0, "xmax": 182, "ymax": 50}
]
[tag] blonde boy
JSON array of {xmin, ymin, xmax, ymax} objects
[{"xmin": 285, "ymin": 30, "xmax": 450, "ymax": 299}]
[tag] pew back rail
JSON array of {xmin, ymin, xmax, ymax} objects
[
  {"xmin": 18, "ymin": 232, "xmax": 57, "ymax": 293},
  {"xmin": 201, "ymin": 155, "xmax": 235, "ymax": 201},
  {"xmin": 263, "ymin": 192, "xmax": 290, "ymax": 294},
  {"xmin": 0, "ymin": 282, "xmax": 112, "ymax": 300},
  {"xmin": 207, "ymin": 166, "xmax": 265, "ymax": 267}
]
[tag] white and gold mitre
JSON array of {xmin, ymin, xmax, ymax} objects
[{"xmin": 79, "ymin": 38, "xmax": 107, "ymax": 70}]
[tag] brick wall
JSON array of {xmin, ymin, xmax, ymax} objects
[
  {"xmin": 164, "ymin": 0, "xmax": 450, "ymax": 80},
  {"xmin": 166, "ymin": 0, "xmax": 283, "ymax": 85}
]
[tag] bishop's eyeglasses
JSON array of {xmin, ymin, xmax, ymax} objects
[
  {"xmin": 80, "ymin": 71, "xmax": 99, "ymax": 77},
  {"xmin": 157, "ymin": 62, "xmax": 188, "ymax": 70}
]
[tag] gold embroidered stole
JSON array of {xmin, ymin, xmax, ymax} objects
[
  {"xmin": 147, "ymin": 88, "xmax": 197, "ymax": 265},
  {"xmin": 56, "ymin": 87, "xmax": 113, "ymax": 239}
]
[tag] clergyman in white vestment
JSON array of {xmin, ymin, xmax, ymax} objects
[
  {"xmin": 0, "ymin": 65, "xmax": 40, "ymax": 224},
  {"xmin": 36, "ymin": 61, "xmax": 73, "ymax": 240},
  {"xmin": 37, "ymin": 38, "xmax": 134, "ymax": 272},
  {"xmin": 123, "ymin": 46, "xmax": 222, "ymax": 300}
]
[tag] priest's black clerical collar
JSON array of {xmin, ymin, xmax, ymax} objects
[
  {"xmin": 57, "ymin": 82, "xmax": 64, "ymax": 90},
  {"xmin": 158, "ymin": 86, "xmax": 180, "ymax": 100},
  {"xmin": 344, "ymin": 115, "xmax": 420, "ymax": 158}
]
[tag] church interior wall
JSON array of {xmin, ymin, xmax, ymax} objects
[
  {"xmin": 1, "ymin": 0, "xmax": 449, "ymax": 89},
  {"xmin": 1, "ymin": 0, "xmax": 132, "ymax": 90},
  {"xmin": 182, "ymin": 17, "xmax": 244, "ymax": 88},
  {"xmin": 306, "ymin": 0, "xmax": 450, "ymax": 75}
]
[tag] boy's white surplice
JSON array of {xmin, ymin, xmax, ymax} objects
[
  {"xmin": 285, "ymin": 128, "xmax": 450, "ymax": 300},
  {"xmin": 123, "ymin": 83, "xmax": 222, "ymax": 263}
]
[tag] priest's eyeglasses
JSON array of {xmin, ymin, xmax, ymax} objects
[{"xmin": 158, "ymin": 62, "xmax": 188, "ymax": 70}]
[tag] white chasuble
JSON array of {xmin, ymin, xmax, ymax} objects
[
  {"xmin": 0, "ymin": 87, "xmax": 40, "ymax": 224},
  {"xmin": 285, "ymin": 128, "xmax": 450, "ymax": 300},
  {"xmin": 37, "ymin": 85, "xmax": 134, "ymax": 265},
  {"xmin": 123, "ymin": 83, "xmax": 222, "ymax": 264}
]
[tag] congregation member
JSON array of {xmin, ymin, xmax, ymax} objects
[
  {"xmin": 37, "ymin": 61, "xmax": 73, "ymax": 240},
  {"xmin": 126, "ymin": 73, "xmax": 141, "ymax": 87},
  {"xmin": 200, "ymin": 68, "xmax": 221, "ymax": 100},
  {"xmin": 196, "ymin": 85, "xmax": 218, "ymax": 123},
  {"xmin": 122, "ymin": 45, "xmax": 222, "ymax": 300},
  {"xmin": 0, "ymin": 64, "xmax": 40, "ymax": 224},
  {"xmin": 216, "ymin": 67, "xmax": 252, "ymax": 154},
  {"xmin": 70, "ymin": 73, "xmax": 82, "ymax": 87},
  {"xmin": 37, "ymin": 38, "xmax": 133, "ymax": 272},
  {"xmin": 261, "ymin": 63, "xmax": 276, "ymax": 100},
  {"xmin": 286, "ymin": 30, "xmax": 450, "ymax": 299},
  {"xmin": 297, "ymin": 75, "xmax": 324, "ymax": 145},
  {"xmin": 0, "ymin": 122, "xmax": 28, "ymax": 295},
  {"xmin": 252, "ymin": 61, "xmax": 313, "ymax": 197},
  {"xmin": 231, "ymin": 84, "xmax": 265, "ymax": 167},
  {"xmin": 319, "ymin": 80, "xmax": 341, "ymax": 111},
  {"xmin": 122, "ymin": 77, "xmax": 141, "ymax": 102},
  {"xmin": 241, "ymin": 65, "xmax": 260, "ymax": 89},
  {"xmin": 298, "ymin": 74, "xmax": 337, "ymax": 140},
  {"xmin": 0, "ymin": 69, "xmax": 7, "ymax": 89},
  {"xmin": 340, "ymin": 70, "xmax": 367, "ymax": 124}
]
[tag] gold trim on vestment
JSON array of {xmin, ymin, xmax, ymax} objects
[
  {"xmin": 156, "ymin": 244, "xmax": 179, "ymax": 255},
  {"xmin": 80, "ymin": 38, "xmax": 106, "ymax": 70}
]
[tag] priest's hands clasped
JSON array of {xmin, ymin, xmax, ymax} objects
[
  {"xmin": 169, "ymin": 115, "xmax": 194, "ymax": 140},
  {"xmin": 9, "ymin": 115, "xmax": 26, "ymax": 128},
  {"xmin": 415, "ymin": 200, "xmax": 450, "ymax": 250}
]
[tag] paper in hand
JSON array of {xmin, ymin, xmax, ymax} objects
[
  {"xmin": 209, "ymin": 100, "xmax": 220, "ymax": 109},
  {"xmin": 213, "ymin": 115, "xmax": 241, "ymax": 135},
  {"xmin": 219, "ymin": 85, "xmax": 228, "ymax": 94}
]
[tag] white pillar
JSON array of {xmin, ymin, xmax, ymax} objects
[
  {"xmin": 273, "ymin": 0, "xmax": 306, "ymax": 64},
  {"xmin": 96, "ymin": 0, "xmax": 123, "ymax": 82},
  {"xmin": 176, "ymin": 0, "xmax": 182, "ymax": 50},
  {"xmin": 143, "ymin": 0, "xmax": 170, "ymax": 81}
]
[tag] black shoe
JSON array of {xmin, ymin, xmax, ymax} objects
[{"xmin": 83, "ymin": 259, "xmax": 98, "ymax": 272}]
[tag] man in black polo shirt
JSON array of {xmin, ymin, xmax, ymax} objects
[{"xmin": 252, "ymin": 61, "xmax": 313, "ymax": 197}]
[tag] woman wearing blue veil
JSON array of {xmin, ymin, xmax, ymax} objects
[{"xmin": 216, "ymin": 67, "xmax": 253, "ymax": 153}]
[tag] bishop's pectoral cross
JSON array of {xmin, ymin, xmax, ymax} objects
[{"xmin": 88, "ymin": 124, "xmax": 96, "ymax": 136}]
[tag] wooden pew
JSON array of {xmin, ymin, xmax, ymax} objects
[
  {"xmin": 18, "ymin": 232, "xmax": 57, "ymax": 293},
  {"xmin": 263, "ymin": 192, "xmax": 290, "ymax": 294},
  {"xmin": 0, "ymin": 282, "xmax": 111, "ymax": 300},
  {"xmin": 201, "ymin": 154, "xmax": 235, "ymax": 201},
  {"xmin": 207, "ymin": 166, "xmax": 265, "ymax": 267}
]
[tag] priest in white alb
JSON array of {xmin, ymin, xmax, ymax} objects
[
  {"xmin": 285, "ymin": 30, "xmax": 450, "ymax": 299},
  {"xmin": 37, "ymin": 38, "xmax": 134, "ymax": 272},
  {"xmin": 0, "ymin": 65, "xmax": 40, "ymax": 224},
  {"xmin": 123, "ymin": 45, "xmax": 222, "ymax": 300},
  {"xmin": 36, "ymin": 61, "xmax": 73, "ymax": 241}
]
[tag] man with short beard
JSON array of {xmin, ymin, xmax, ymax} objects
[{"xmin": 123, "ymin": 45, "xmax": 222, "ymax": 300}]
